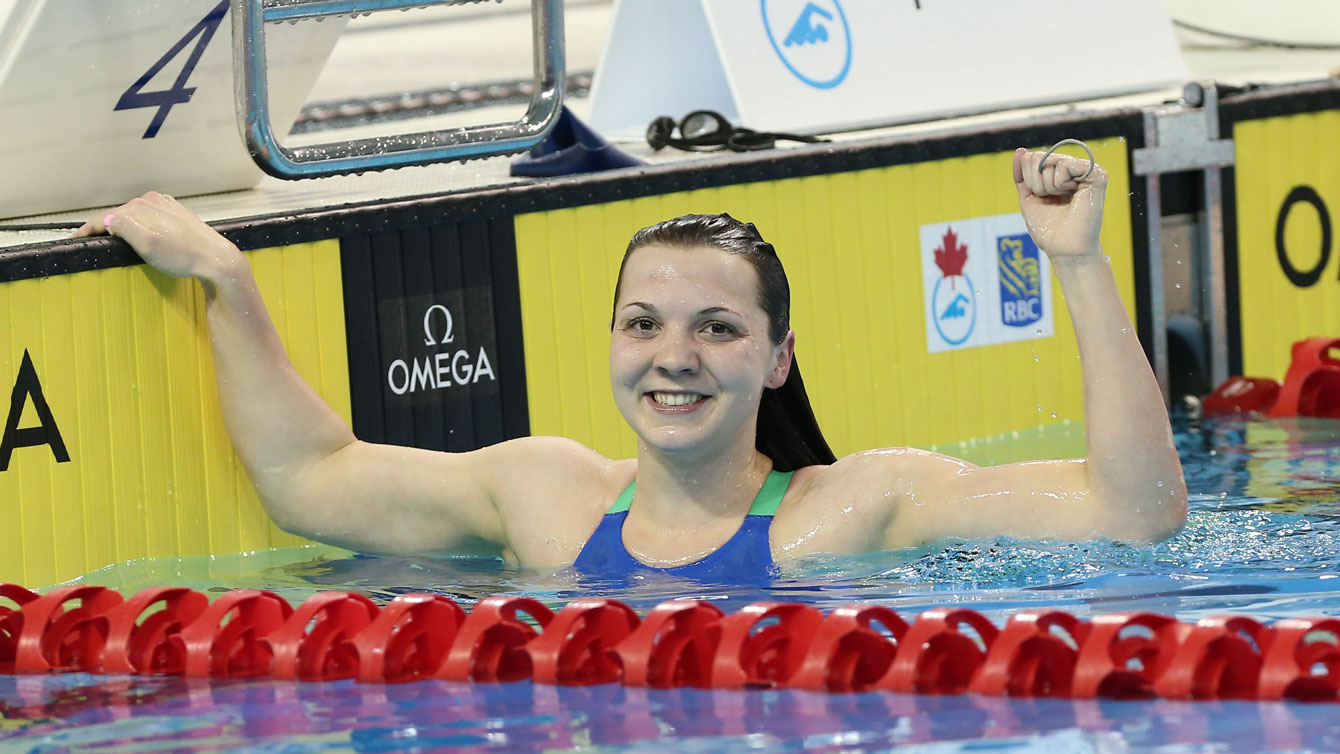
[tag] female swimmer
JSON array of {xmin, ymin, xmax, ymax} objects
[{"xmin": 76, "ymin": 148, "xmax": 1187, "ymax": 578}]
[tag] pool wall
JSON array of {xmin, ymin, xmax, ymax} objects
[
  {"xmin": 513, "ymin": 139, "xmax": 1134, "ymax": 459},
  {"xmin": 2, "ymin": 81, "xmax": 1338, "ymax": 587},
  {"xmin": 0, "ymin": 242, "xmax": 347, "ymax": 587},
  {"xmin": 1224, "ymin": 88, "xmax": 1340, "ymax": 379}
]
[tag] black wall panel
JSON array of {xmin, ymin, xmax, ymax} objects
[{"xmin": 340, "ymin": 219, "xmax": 529, "ymax": 451}]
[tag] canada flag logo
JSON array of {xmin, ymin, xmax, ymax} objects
[
  {"xmin": 929, "ymin": 227, "xmax": 976, "ymax": 346},
  {"xmin": 921, "ymin": 214, "xmax": 1053, "ymax": 354}
]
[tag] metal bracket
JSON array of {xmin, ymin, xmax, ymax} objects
[
  {"xmin": 232, "ymin": 0, "xmax": 565, "ymax": 179},
  {"xmin": 1133, "ymin": 82, "xmax": 1236, "ymax": 176},
  {"xmin": 1134, "ymin": 81, "xmax": 1234, "ymax": 406}
]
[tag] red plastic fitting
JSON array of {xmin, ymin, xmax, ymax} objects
[
  {"xmin": 526, "ymin": 598, "xmax": 640, "ymax": 685},
  {"xmin": 0, "ymin": 584, "xmax": 40, "ymax": 673},
  {"xmin": 10, "ymin": 582, "xmax": 1340, "ymax": 706},
  {"xmin": 172, "ymin": 589, "xmax": 293, "ymax": 678},
  {"xmin": 437, "ymin": 595, "xmax": 553, "ymax": 682},
  {"xmin": 1258, "ymin": 617, "xmax": 1340, "ymax": 701},
  {"xmin": 1152, "ymin": 615, "xmax": 1270, "ymax": 700},
  {"xmin": 1269, "ymin": 337, "xmax": 1340, "ymax": 419},
  {"xmin": 347, "ymin": 593, "xmax": 464, "ymax": 683},
  {"xmin": 100, "ymin": 587, "xmax": 209, "ymax": 675},
  {"xmin": 1071, "ymin": 612, "xmax": 1187, "ymax": 699},
  {"xmin": 13, "ymin": 586, "xmax": 124, "ymax": 673},
  {"xmin": 788, "ymin": 606, "xmax": 907, "ymax": 692},
  {"xmin": 612, "ymin": 601, "xmax": 723, "ymax": 688},
  {"xmin": 970, "ymin": 610, "xmax": 1088, "ymax": 697},
  {"xmin": 264, "ymin": 592, "xmax": 381, "ymax": 681},
  {"xmin": 1203, "ymin": 377, "xmax": 1282, "ymax": 416},
  {"xmin": 879, "ymin": 608, "xmax": 999, "ymax": 694},
  {"xmin": 707, "ymin": 602, "xmax": 826, "ymax": 689}
]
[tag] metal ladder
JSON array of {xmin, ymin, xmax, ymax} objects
[
  {"xmin": 231, "ymin": 0, "xmax": 565, "ymax": 178},
  {"xmin": 1133, "ymin": 81, "xmax": 1236, "ymax": 406}
]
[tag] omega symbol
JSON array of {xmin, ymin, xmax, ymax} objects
[{"xmin": 423, "ymin": 304, "xmax": 455, "ymax": 346}]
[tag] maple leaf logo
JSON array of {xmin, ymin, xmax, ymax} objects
[{"xmin": 934, "ymin": 227, "xmax": 968, "ymax": 289}]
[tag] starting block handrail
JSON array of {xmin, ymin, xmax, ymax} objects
[
  {"xmin": 231, "ymin": 0, "xmax": 564, "ymax": 179},
  {"xmin": 262, "ymin": 0, "xmax": 495, "ymax": 23}
]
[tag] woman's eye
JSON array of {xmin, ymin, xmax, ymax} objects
[
  {"xmin": 703, "ymin": 322, "xmax": 738, "ymax": 337},
  {"xmin": 626, "ymin": 317, "xmax": 658, "ymax": 335}
]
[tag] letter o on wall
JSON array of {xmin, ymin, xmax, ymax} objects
[
  {"xmin": 1275, "ymin": 185, "xmax": 1332, "ymax": 288},
  {"xmin": 388, "ymin": 360, "xmax": 410, "ymax": 395}
]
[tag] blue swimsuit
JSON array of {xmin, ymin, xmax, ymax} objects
[{"xmin": 573, "ymin": 470, "xmax": 793, "ymax": 583}]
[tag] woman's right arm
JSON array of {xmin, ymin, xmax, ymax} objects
[{"xmin": 78, "ymin": 193, "xmax": 602, "ymax": 558}]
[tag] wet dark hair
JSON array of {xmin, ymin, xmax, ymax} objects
[{"xmin": 611, "ymin": 213, "xmax": 836, "ymax": 471}]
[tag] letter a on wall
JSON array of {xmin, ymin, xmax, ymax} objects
[{"xmin": 1, "ymin": 350, "xmax": 70, "ymax": 471}]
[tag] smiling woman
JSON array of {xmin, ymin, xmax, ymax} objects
[
  {"xmin": 74, "ymin": 146, "xmax": 1186, "ymax": 583},
  {"xmin": 608, "ymin": 214, "xmax": 833, "ymax": 473},
  {"xmin": 574, "ymin": 215, "xmax": 834, "ymax": 579}
]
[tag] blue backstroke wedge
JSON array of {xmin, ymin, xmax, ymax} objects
[{"xmin": 511, "ymin": 105, "xmax": 644, "ymax": 178}]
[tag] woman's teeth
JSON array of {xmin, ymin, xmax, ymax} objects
[{"xmin": 652, "ymin": 392, "xmax": 704, "ymax": 406}]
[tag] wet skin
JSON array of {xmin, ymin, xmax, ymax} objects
[{"xmin": 74, "ymin": 148, "xmax": 1187, "ymax": 571}]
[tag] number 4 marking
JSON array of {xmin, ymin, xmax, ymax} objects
[{"xmin": 115, "ymin": 0, "xmax": 229, "ymax": 139}]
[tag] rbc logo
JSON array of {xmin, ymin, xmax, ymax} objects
[
  {"xmin": 761, "ymin": 0, "xmax": 852, "ymax": 89},
  {"xmin": 997, "ymin": 234, "xmax": 1043, "ymax": 328}
]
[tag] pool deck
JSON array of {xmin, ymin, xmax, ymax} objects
[{"xmin": 0, "ymin": 0, "xmax": 1336, "ymax": 250}]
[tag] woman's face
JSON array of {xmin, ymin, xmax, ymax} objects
[{"xmin": 610, "ymin": 244, "xmax": 793, "ymax": 458}]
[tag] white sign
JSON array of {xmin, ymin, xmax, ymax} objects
[
  {"xmin": 920, "ymin": 214, "xmax": 1054, "ymax": 354},
  {"xmin": 589, "ymin": 0, "xmax": 1187, "ymax": 139},
  {"xmin": 0, "ymin": 1, "xmax": 345, "ymax": 219}
]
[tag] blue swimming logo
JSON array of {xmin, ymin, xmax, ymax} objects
[
  {"xmin": 931, "ymin": 276, "xmax": 976, "ymax": 347},
  {"xmin": 929, "ymin": 227, "xmax": 975, "ymax": 347},
  {"xmin": 784, "ymin": 4, "xmax": 832, "ymax": 46},
  {"xmin": 941, "ymin": 293, "xmax": 970, "ymax": 320},
  {"xmin": 997, "ymin": 233, "xmax": 1043, "ymax": 328},
  {"xmin": 761, "ymin": 0, "xmax": 852, "ymax": 90}
]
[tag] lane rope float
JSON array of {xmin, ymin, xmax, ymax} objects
[{"xmin": 1, "ymin": 583, "xmax": 1337, "ymax": 702}]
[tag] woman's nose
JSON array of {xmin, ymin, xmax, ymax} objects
[{"xmin": 653, "ymin": 329, "xmax": 700, "ymax": 375}]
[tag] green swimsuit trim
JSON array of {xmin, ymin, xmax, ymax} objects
[{"xmin": 606, "ymin": 470, "xmax": 794, "ymax": 516}]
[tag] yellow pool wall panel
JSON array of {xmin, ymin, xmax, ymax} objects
[
  {"xmin": 515, "ymin": 140, "xmax": 1136, "ymax": 460},
  {"xmin": 1234, "ymin": 109, "xmax": 1340, "ymax": 379},
  {"xmin": 0, "ymin": 241, "xmax": 348, "ymax": 588}
]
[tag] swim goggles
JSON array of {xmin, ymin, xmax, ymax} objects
[{"xmin": 646, "ymin": 110, "xmax": 829, "ymax": 153}]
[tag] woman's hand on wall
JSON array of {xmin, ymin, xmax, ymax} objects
[{"xmin": 75, "ymin": 192, "xmax": 242, "ymax": 283}]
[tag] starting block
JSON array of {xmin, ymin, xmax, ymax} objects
[{"xmin": 0, "ymin": 0, "xmax": 345, "ymax": 219}]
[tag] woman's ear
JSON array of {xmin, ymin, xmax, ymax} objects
[{"xmin": 766, "ymin": 331, "xmax": 796, "ymax": 389}]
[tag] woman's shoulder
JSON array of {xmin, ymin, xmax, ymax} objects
[
  {"xmin": 481, "ymin": 436, "xmax": 636, "ymax": 564},
  {"xmin": 771, "ymin": 447, "xmax": 974, "ymax": 556},
  {"xmin": 485, "ymin": 435, "xmax": 634, "ymax": 497},
  {"xmin": 788, "ymin": 446, "xmax": 973, "ymax": 494}
]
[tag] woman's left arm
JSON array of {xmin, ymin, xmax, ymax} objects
[{"xmin": 882, "ymin": 148, "xmax": 1186, "ymax": 545}]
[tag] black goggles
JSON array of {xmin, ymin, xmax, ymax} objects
[{"xmin": 646, "ymin": 110, "xmax": 828, "ymax": 153}]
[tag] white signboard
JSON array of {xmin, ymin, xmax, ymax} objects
[
  {"xmin": 589, "ymin": 0, "xmax": 1187, "ymax": 139},
  {"xmin": 920, "ymin": 214, "xmax": 1054, "ymax": 354},
  {"xmin": 0, "ymin": 1, "xmax": 346, "ymax": 219}
]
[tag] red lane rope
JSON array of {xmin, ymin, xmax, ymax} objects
[{"xmin": 1, "ymin": 584, "xmax": 1337, "ymax": 702}]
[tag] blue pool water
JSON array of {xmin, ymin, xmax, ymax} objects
[{"xmin": 2, "ymin": 415, "xmax": 1339, "ymax": 752}]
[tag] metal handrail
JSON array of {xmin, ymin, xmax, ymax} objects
[
  {"xmin": 263, "ymin": 0, "xmax": 494, "ymax": 22},
  {"xmin": 231, "ymin": 0, "xmax": 565, "ymax": 179}
]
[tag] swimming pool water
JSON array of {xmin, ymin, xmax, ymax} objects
[{"xmin": 2, "ymin": 415, "xmax": 1338, "ymax": 752}]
